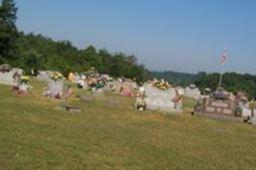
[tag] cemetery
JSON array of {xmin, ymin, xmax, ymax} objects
[
  {"xmin": 1, "ymin": 1, "xmax": 256, "ymax": 169},
  {"xmin": 1, "ymin": 68, "xmax": 256, "ymax": 169},
  {"xmin": 2, "ymin": 63, "xmax": 256, "ymax": 123}
]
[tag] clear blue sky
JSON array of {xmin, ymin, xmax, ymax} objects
[{"xmin": 15, "ymin": 0, "xmax": 256, "ymax": 74}]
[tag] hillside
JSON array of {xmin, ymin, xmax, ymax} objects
[{"xmin": 14, "ymin": 32, "xmax": 150, "ymax": 82}]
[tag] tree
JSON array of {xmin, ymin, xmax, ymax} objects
[
  {"xmin": 98, "ymin": 48, "xmax": 111, "ymax": 73},
  {"xmin": 82, "ymin": 45, "xmax": 98, "ymax": 66},
  {"xmin": 0, "ymin": 0, "xmax": 18, "ymax": 64},
  {"xmin": 21, "ymin": 50, "xmax": 44, "ymax": 75}
]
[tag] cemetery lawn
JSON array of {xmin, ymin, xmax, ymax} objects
[{"xmin": 0, "ymin": 80, "xmax": 256, "ymax": 170}]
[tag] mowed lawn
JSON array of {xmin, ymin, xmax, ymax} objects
[{"xmin": 0, "ymin": 80, "xmax": 256, "ymax": 170}]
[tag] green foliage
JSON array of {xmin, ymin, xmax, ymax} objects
[
  {"xmin": 15, "ymin": 32, "xmax": 149, "ymax": 82},
  {"xmin": 0, "ymin": 0, "xmax": 18, "ymax": 64},
  {"xmin": 152, "ymin": 71, "xmax": 256, "ymax": 98},
  {"xmin": 19, "ymin": 50, "xmax": 44, "ymax": 75},
  {"xmin": 194, "ymin": 72, "xmax": 256, "ymax": 98}
]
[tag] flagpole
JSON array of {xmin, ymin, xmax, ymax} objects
[
  {"xmin": 219, "ymin": 63, "xmax": 223, "ymax": 87},
  {"xmin": 219, "ymin": 49, "xmax": 228, "ymax": 87}
]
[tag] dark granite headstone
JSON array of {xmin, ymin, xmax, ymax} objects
[{"xmin": 204, "ymin": 98, "xmax": 235, "ymax": 116}]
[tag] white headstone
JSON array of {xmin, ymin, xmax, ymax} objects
[
  {"xmin": 0, "ymin": 68, "xmax": 23, "ymax": 86},
  {"xmin": 48, "ymin": 80, "xmax": 64, "ymax": 97},
  {"xmin": 37, "ymin": 71, "xmax": 51, "ymax": 82},
  {"xmin": 184, "ymin": 85, "xmax": 201, "ymax": 99},
  {"xmin": 144, "ymin": 84, "xmax": 182, "ymax": 113}
]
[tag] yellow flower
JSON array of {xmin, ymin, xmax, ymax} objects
[{"xmin": 21, "ymin": 76, "xmax": 29, "ymax": 81}]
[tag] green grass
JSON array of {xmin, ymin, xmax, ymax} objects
[{"xmin": 0, "ymin": 80, "xmax": 256, "ymax": 170}]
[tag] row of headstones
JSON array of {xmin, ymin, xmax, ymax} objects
[
  {"xmin": 3, "ymin": 70, "xmax": 255, "ymax": 123},
  {"xmin": 38, "ymin": 73, "xmax": 182, "ymax": 113},
  {"xmin": 38, "ymin": 71, "xmax": 138, "ymax": 98}
]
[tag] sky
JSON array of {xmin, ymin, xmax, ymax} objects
[{"xmin": 15, "ymin": 0, "xmax": 256, "ymax": 74}]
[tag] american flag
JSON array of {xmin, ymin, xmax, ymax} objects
[{"xmin": 221, "ymin": 50, "xmax": 228, "ymax": 65}]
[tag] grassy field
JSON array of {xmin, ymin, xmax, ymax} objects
[{"xmin": 0, "ymin": 80, "xmax": 256, "ymax": 170}]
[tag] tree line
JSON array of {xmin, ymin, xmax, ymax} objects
[
  {"xmin": 194, "ymin": 72, "xmax": 256, "ymax": 99},
  {"xmin": 16, "ymin": 32, "xmax": 150, "ymax": 82},
  {"xmin": 152, "ymin": 71, "xmax": 256, "ymax": 98}
]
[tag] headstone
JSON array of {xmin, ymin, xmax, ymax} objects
[
  {"xmin": 184, "ymin": 84, "xmax": 201, "ymax": 99},
  {"xmin": 251, "ymin": 114, "xmax": 256, "ymax": 125},
  {"xmin": 37, "ymin": 71, "xmax": 51, "ymax": 82},
  {"xmin": 45, "ymin": 80, "xmax": 64, "ymax": 98},
  {"xmin": 241, "ymin": 108, "xmax": 252, "ymax": 118},
  {"xmin": 0, "ymin": 68, "xmax": 23, "ymax": 86},
  {"xmin": 194, "ymin": 88, "xmax": 248, "ymax": 121},
  {"xmin": 0, "ymin": 71, "xmax": 15, "ymax": 85},
  {"xmin": 106, "ymin": 80, "xmax": 137, "ymax": 97},
  {"xmin": 143, "ymin": 84, "xmax": 182, "ymax": 113},
  {"xmin": 57, "ymin": 104, "xmax": 81, "ymax": 113},
  {"xmin": 204, "ymin": 99, "xmax": 235, "ymax": 116},
  {"xmin": 18, "ymin": 83, "xmax": 30, "ymax": 93}
]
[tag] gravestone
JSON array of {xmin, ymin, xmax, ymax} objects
[
  {"xmin": 251, "ymin": 116, "xmax": 256, "ymax": 125},
  {"xmin": 194, "ymin": 87, "xmax": 244, "ymax": 120},
  {"xmin": 0, "ymin": 68, "xmax": 23, "ymax": 85},
  {"xmin": 144, "ymin": 84, "xmax": 182, "ymax": 113},
  {"xmin": 37, "ymin": 71, "xmax": 51, "ymax": 82},
  {"xmin": 204, "ymin": 98, "xmax": 235, "ymax": 116},
  {"xmin": 184, "ymin": 84, "xmax": 201, "ymax": 99},
  {"xmin": 46, "ymin": 80, "xmax": 64, "ymax": 98}
]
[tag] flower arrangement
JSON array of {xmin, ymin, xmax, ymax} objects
[
  {"xmin": 50, "ymin": 72, "xmax": 63, "ymax": 81},
  {"xmin": 84, "ymin": 67, "xmax": 98, "ymax": 77},
  {"xmin": 249, "ymin": 100, "xmax": 256, "ymax": 110},
  {"xmin": 213, "ymin": 87, "xmax": 229, "ymax": 100},
  {"xmin": 153, "ymin": 79, "xmax": 171, "ymax": 91},
  {"xmin": 135, "ymin": 97, "xmax": 147, "ymax": 111},
  {"xmin": 20, "ymin": 76, "xmax": 30, "ymax": 84}
]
